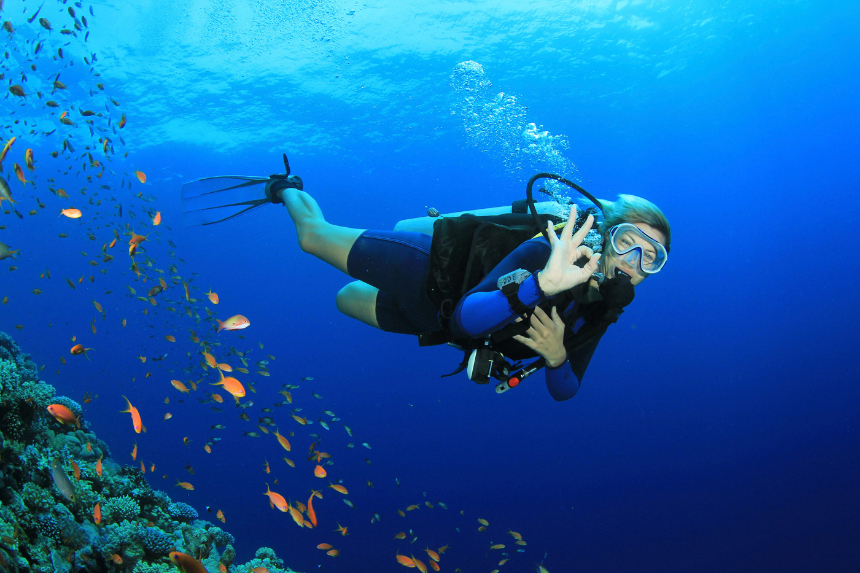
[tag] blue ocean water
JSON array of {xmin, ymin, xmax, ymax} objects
[{"xmin": 2, "ymin": 0, "xmax": 859, "ymax": 571}]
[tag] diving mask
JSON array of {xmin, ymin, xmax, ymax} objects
[{"xmin": 606, "ymin": 223, "xmax": 668, "ymax": 274}]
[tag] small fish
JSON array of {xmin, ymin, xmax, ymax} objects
[
  {"xmin": 216, "ymin": 314, "xmax": 250, "ymax": 332},
  {"xmin": 206, "ymin": 289, "xmax": 219, "ymax": 304},
  {"xmin": 264, "ymin": 484, "xmax": 289, "ymax": 512},
  {"xmin": 70, "ymin": 344, "xmax": 93, "ymax": 360},
  {"xmin": 307, "ymin": 490, "xmax": 319, "ymax": 527},
  {"xmin": 120, "ymin": 395, "xmax": 145, "ymax": 433},
  {"xmin": 0, "ymin": 177, "xmax": 17, "ymax": 207},
  {"xmin": 175, "ymin": 480, "xmax": 194, "ymax": 490},
  {"xmin": 61, "ymin": 208, "xmax": 83, "ymax": 218},
  {"xmin": 13, "ymin": 163, "xmax": 30, "ymax": 185},
  {"xmin": 171, "ymin": 380, "xmax": 190, "ymax": 393},
  {"xmin": 51, "ymin": 459, "xmax": 76, "ymax": 502},
  {"xmin": 47, "ymin": 404, "xmax": 80, "ymax": 428},
  {"xmin": 133, "ymin": 170, "xmax": 146, "ymax": 183},
  {"xmin": 328, "ymin": 482, "xmax": 348, "ymax": 495}
]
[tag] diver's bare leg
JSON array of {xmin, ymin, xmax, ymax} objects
[
  {"xmin": 277, "ymin": 188, "xmax": 364, "ymax": 275},
  {"xmin": 336, "ymin": 281, "xmax": 381, "ymax": 329}
]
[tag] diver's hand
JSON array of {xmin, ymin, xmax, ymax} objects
[
  {"xmin": 537, "ymin": 205, "xmax": 601, "ymax": 297},
  {"xmin": 513, "ymin": 306, "xmax": 567, "ymax": 367}
]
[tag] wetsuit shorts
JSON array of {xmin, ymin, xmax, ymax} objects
[{"xmin": 346, "ymin": 230, "xmax": 443, "ymax": 335}]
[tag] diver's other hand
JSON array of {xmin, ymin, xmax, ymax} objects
[
  {"xmin": 538, "ymin": 205, "xmax": 601, "ymax": 297},
  {"xmin": 513, "ymin": 306, "xmax": 567, "ymax": 367}
]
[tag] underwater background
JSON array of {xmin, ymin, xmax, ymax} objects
[{"xmin": 1, "ymin": 0, "xmax": 859, "ymax": 571}]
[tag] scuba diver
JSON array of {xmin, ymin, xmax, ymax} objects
[{"xmin": 181, "ymin": 155, "xmax": 671, "ymax": 400}]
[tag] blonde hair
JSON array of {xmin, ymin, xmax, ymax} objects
[{"xmin": 598, "ymin": 194, "xmax": 671, "ymax": 253}]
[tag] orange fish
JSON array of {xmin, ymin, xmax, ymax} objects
[
  {"xmin": 202, "ymin": 352, "xmax": 217, "ymax": 368},
  {"xmin": 210, "ymin": 369, "xmax": 245, "ymax": 400},
  {"xmin": 70, "ymin": 344, "xmax": 93, "ymax": 360},
  {"xmin": 24, "ymin": 148, "xmax": 34, "ymax": 171},
  {"xmin": 288, "ymin": 502, "xmax": 304, "ymax": 527},
  {"xmin": 175, "ymin": 479, "xmax": 194, "ymax": 490},
  {"xmin": 428, "ymin": 560, "xmax": 440, "ymax": 572},
  {"xmin": 0, "ymin": 137, "xmax": 16, "ymax": 163},
  {"xmin": 133, "ymin": 170, "xmax": 146, "ymax": 183},
  {"xmin": 317, "ymin": 543, "xmax": 332, "ymax": 550},
  {"xmin": 206, "ymin": 289, "xmax": 219, "ymax": 304},
  {"xmin": 216, "ymin": 509, "xmax": 225, "ymax": 523},
  {"xmin": 264, "ymin": 484, "xmax": 289, "ymax": 512},
  {"xmin": 96, "ymin": 456, "xmax": 103, "ymax": 476},
  {"xmin": 314, "ymin": 465, "xmax": 327, "ymax": 478},
  {"xmin": 396, "ymin": 554, "xmax": 415, "ymax": 567},
  {"xmin": 129, "ymin": 230, "xmax": 148, "ymax": 245},
  {"xmin": 394, "ymin": 532, "xmax": 407, "ymax": 540},
  {"xmin": 292, "ymin": 414, "xmax": 307, "ymax": 425},
  {"xmin": 60, "ymin": 208, "xmax": 82, "ymax": 218},
  {"xmin": 140, "ymin": 461, "xmax": 146, "ymax": 473},
  {"xmin": 307, "ymin": 491, "xmax": 319, "ymax": 527},
  {"xmin": 93, "ymin": 502, "xmax": 101, "ymax": 525},
  {"xmin": 283, "ymin": 457, "xmax": 295, "ymax": 467},
  {"xmin": 165, "ymin": 335, "xmax": 176, "ymax": 342},
  {"xmin": 163, "ymin": 413, "xmax": 172, "ymax": 421},
  {"xmin": 170, "ymin": 380, "xmax": 189, "ymax": 393},
  {"xmin": 328, "ymin": 482, "xmax": 348, "ymax": 495},
  {"xmin": 86, "ymin": 442, "xmax": 92, "ymax": 452},
  {"xmin": 211, "ymin": 393, "xmax": 223, "ymax": 403},
  {"xmin": 204, "ymin": 444, "xmax": 212, "ymax": 454},
  {"xmin": 47, "ymin": 404, "xmax": 81, "ymax": 428},
  {"xmin": 335, "ymin": 523, "xmax": 348, "ymax": 536},
  {"xmin": 13, "ymin": 163, "xmax": 29, "ymax": 185},
  {"xmin": 424, "ymin": 548, "xmax": 440, "ymax": 562},
  {"xmin": 119, "ymin": 114, "xmax": 127, "ymax": 129},
  {"xmin": 71, "ymin": 460, "xmax": 81, "ymax": 481},
  {"xmin": 111, "ymin": 554, "xmax": 123, "ymax": 565},
  {"xmin": 169, "ymin": 552, "xmax": 207, "ymax": 573},
  {"xmin": 264, "ymin": 460, "xmax": 270, "ymax": 474},
  {"xmin": 327, "ymin": 549, "xmax": 339, "ymax": 557},
  {"xmin": 120, "ymin": 395, "xmax": 145, "ymax": 433},
  {"xmin": 152, "ymin": 211, "xmax": 161, "ymax": 225},
  {"xmin": 92, "ymin": 300, "xmax": 103, "ymax": 313},
  {"xmin": 216, "ymin": 363, "xmax": 232, "ymax": 372},
  {"xmin": 131, "ymin": 441, "xmax": 137, "ymax": 460},
  {"xmin": 274, "ymin": 428, "xmax": 291, "ymax": 452},
  {"xmin": 216, "ymin": 314, "xmax": 250, "ymax": 333},
  {"xmin": 412, "ymin": 556, "xmax": 427, "ymax": 573}
]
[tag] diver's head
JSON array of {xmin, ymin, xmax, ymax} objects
[{"xmin": 597, "ymin": 194, "xmax": 671, "ymax": 286}]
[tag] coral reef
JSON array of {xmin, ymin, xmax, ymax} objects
[{"xmin": 0, "ymin": 332, "xmax": 298, "ymax": 573}]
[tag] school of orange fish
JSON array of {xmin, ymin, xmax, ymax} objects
[{"xmin": 0, "ymin": 1, "xmax": 554, "ymax": 571}]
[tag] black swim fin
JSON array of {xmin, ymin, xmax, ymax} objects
[
  {"xmin": 181, "ymin": 153, "xmax": 302, "ymax": 226},
  {"xmin": 181, "ymin": 175, "xmax": 271, "ymax": 226}
]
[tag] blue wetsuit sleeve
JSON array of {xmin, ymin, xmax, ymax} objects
[
  {"xmin": 544, "ymin": 330, "xmax": 603, "ymax": 401},
  {"xmin": 450, "ymin": 239, "xmax": 552, "ymax": 339}
]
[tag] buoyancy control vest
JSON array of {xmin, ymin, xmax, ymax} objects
[{"xmin": 417, "ymin": 173, "xmax": 636, "ymax": 392}]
